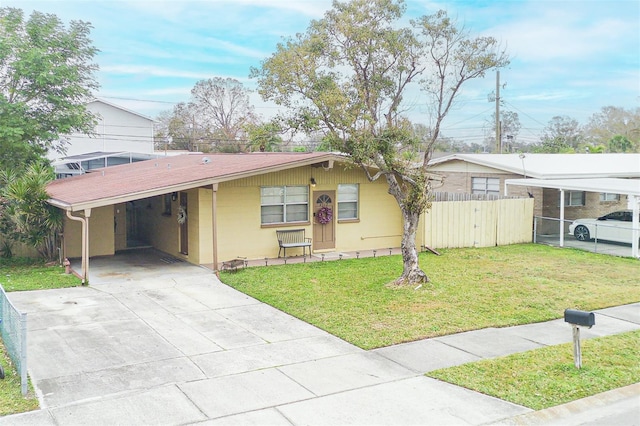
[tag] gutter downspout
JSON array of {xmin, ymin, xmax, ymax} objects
[{"xmin": 66, "ymin": 209, "xmax": 91, "ymax": 285}]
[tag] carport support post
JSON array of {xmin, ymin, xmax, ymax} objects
[
  {"xmin": 572, "ymin": 325, "xmax": 582, "ymax": 369},
  {"xmin": 211, "ymin": 184, "xmax": 219, "ymax": 276},
  {"xmin": 84, "ymin": 208, "xmax": 91, "ymax": 284},
  {"xmin": 631, "ymin": 195, "xmax": 639, "ymax": 258},
  {"xmin": 559, "ymin": 190, "xmax": 565, "ymax": 247}
]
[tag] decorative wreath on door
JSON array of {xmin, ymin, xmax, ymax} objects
[
  {"xmin": 177, "ymin": 206, "xmax": 187, "ymax": 225},
  {"xmin": 316, "ymin": 206, "xmax": 333, "ymax": 224}
]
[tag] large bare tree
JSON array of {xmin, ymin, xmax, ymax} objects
[
  {"xmin": 583, "ymin": 106, "xmax": 640, "ymax": 152},
  {"xmin": 156, "ymin": 77, "xmax": 258, "ymax": 152},
  {"xmin": 536, "ymin": 115, "xmax": 583, "ymax": 153},
  {"xmin": 251, "ymin": 0, "xmax": 508, "ymax": 285},
  {"xmin": 190, "ymin": 77, "xmax": 258, "ymax": 144}
]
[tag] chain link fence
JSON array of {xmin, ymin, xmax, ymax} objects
[
  {"xmin": 534, "ymin": 216, "xmax": 637, "ymax": 258},
  {"xmin": 0, "ymin": 284, "xmax": 27, "ymax": 395}
]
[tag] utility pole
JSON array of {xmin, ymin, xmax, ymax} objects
[{"xmin": 495, "ymin": 71, "xmax": 501, "ymax": 154}]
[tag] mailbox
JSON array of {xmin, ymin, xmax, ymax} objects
[{"xmin": 564, "ymin": 309, "xmax": 595, "ymax": 327}]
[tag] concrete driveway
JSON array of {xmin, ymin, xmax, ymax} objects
[{"xmin": 2, "ymin": 251, "xmax": 532, "ymax": 425}]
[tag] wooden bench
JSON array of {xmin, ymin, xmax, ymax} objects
[{"xmin": 276, "ymin": 229, "xmax": 312, "ymax": 258}]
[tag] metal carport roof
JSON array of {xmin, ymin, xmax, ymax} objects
[{"xmin": 505, "ymin": 178, "xmax": 640, "ymax": 258}]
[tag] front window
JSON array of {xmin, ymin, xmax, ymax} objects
[
  {"xmin": 338, "ymin": 184, "xmax": 359, "ymax": 220},
  {"xmin": 471, "ymin": 177, "xmax": 500, "ymax": 196},
  {"xmin": 261, "ymin": 186, "xmax": 309, "ymax": 224},
  {"xmin": 564, "ymin": 191, "xmax": 585, "ymax": 206}
]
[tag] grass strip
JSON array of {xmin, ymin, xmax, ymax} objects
[
  {"xmin": 426, "ymin": 330, "xmax": 640, "ymax": 410},
  {"xmin": 0, "ymin": 340, "xmax": 39, "ymax": 416}
]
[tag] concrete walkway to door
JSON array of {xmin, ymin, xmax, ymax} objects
[{"xmin": 1, "ymin": 249, "xmax": 637, "ymax": 425}]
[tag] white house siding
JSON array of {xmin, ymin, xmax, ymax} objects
[{"xmin": 52, "ymin": 100, "xmax": 155, "ymax": 160}]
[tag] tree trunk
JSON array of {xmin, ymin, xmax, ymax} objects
[{"xmin": 392, "ymin": 205, "xmax": 429, "ymax": 287}]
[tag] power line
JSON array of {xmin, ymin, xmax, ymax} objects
[{"xmin": 100, "ymin": 96, "xmax": 177, "ymax": 105}]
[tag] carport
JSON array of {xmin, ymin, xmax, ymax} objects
[
  {"xmin": 46, "ymin": 152, "xmax": 346, "ymax": 284},
  {"xmin": 505, "ymin": 178, "xmax": 640, "ymax": 258}
]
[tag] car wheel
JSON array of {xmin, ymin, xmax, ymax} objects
[{"xmin": 574, "ymin": 225, "xmax": 590, "ymax": 241}]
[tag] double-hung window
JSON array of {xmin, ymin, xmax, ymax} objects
[
  {"xmin": 564, "ymin": 191, "xmax": 585, "ymax": 206},
  {"xmin": 599, "ymin": 193, "xmax": 620, "ymax": 202},
  {"xmin": 337, "ymin": 184, "xmax": 359, "ymax": 220},
  {"xmin": 471, "ymin": 177, "xmax": 500, "ymax": 196},
  {"xmin": 261, "ymin": 186, "xmax": 309, "ymax": 224}
]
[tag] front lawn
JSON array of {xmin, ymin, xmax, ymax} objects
[
  {"xmin": 221, "ymin": 244, "xmax": 640, "ymax": 349},
  {"xmin": 427, "ymin": 330, "xmax": 640, "ymax": 410}
]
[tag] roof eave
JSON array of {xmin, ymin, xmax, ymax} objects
[{"xmin": 48, "ymin": 153, "xmax": 350, "ymax": 211}]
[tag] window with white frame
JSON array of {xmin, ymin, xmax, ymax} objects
[
  {"xmin": 471, "ymin": 177, "xmax": 500, "ymax": 196},
  {"xmin": 564, "ymin": 191, "xmax": 585, "ymax": 206},
  {"xmin": 599, "ymin": 192, "xmax": 620, "ymax": 202},
  {"xmin": 338, "ymin": 184, "xmax": 359, "ymax": 220},
  {"xmin": 260, "ymin": 186, "xmax": 309, "ymax": 224}
]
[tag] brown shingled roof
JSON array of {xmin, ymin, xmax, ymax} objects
[{"xmin": 48, "ymin": 152, "xmax": 344, "ymax": 211}]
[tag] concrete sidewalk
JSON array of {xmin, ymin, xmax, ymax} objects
[{"xmin": 1, "ymin": 254, "xmax": 638, "ymax": 425}]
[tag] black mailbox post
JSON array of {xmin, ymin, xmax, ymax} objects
[
  {"xmin": 564, "ymin": 309, "xmax": 595, "ymax": 328},
  {"xmin": 564, "ymin": 309, "xmax": 595, "ymax": 369}
]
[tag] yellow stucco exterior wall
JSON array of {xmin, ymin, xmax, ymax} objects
[
  {"xmin": 206, "ymin": 164, "xmax": 402, "ymax": 263},
  {"xmin": 141, "ymin": 193, "xmax": 184, "ymax": 260},
  {"xmin": 63, "ymin": 205, "xmax": 115, "ymax": 258},
  {"xmin": 61, "ymin": 163, "xmax": 404, "ymax": 266}
]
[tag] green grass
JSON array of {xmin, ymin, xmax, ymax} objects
[
  {"xmin": 221, "ymin": 244, "xmax": 640, "ymax": 349},
  {"xmin": 0, "ymin": 341, "xmax": 39, "ymax": 416},
  {"xmin": 0, "ymin": 258, "xmax": 81, "ymax": 292},
  {"xmin": 426, "ymin": 330, "xmax": 640, "ymax": 410}
]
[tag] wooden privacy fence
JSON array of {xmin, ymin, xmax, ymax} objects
[{"xmin": 421, "ymin": 196, "xmax": 534, "ymax": 249}]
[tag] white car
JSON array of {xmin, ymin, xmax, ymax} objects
[{"xmin": 569, "ymin": 210, "xmax": 639, "ymax": 244}]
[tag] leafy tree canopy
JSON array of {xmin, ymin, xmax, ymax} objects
[
  {"xmin": 251, "ymin": 0, "xmax": 508, "ymax": 285},
  {"xmin": 244, "ymin": 122, "xmax": 284, "ymax": 152},
  {"xmin": 0, "ymin": 7, "xmax": 99, "ymax": 171}
]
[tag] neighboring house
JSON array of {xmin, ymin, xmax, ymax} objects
[
  {"xmin": 51, "ymin": 99, "xmax": 157, "ymax": 177},
  {"xmin": 428, "ymin": 153, "xmax": 640, "ymax": 225},
  {"xmin": 46, "ymin": 152, "xmax": 404, "ymax": 277}
]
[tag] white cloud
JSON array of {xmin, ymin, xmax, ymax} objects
[
  {"xmin": 100, "ymin": 64, "xmax": 212, "ymax": 80},
  {"xmin": 484, "ymin": 2, "xmax": 638, "ymax": 63}
]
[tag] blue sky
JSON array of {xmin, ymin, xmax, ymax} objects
[{"xmin": 7, "ymin": 0, "xmax": 640, "ymax": 146}]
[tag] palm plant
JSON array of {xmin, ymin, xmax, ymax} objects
[{"xmin": 0, "ymin": 163, "xmax": 62, "ymax": 261}]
